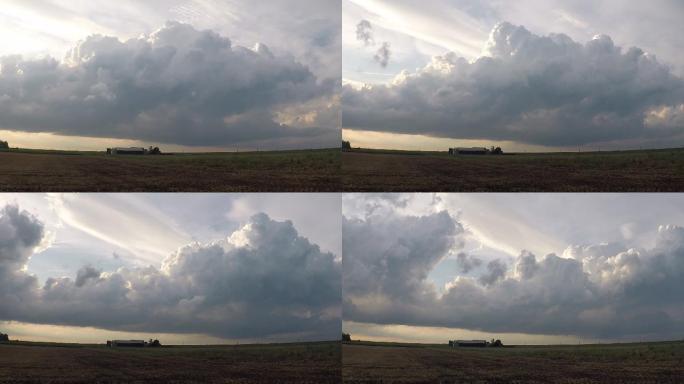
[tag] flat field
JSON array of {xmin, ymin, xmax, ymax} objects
[
  {"xmin": 0, "ymin": 341, "xmax": 340, "ymax": 383},
  {"xmin": 342, "ymin": 148, "xmax": 684, "ymax": 191},
  {"xmin": 343, "ymin": 341, "xmax": 684, "ymax": 383},
  {"xmin": 0, "ymin": 148, "xmax": 340, "ymax": 192}
]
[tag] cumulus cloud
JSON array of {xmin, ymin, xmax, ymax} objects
[
  {"xmin": 343, "ymin": 22, "xmax": 684, "ymax": 147},
  {"xmin": 374, "ymin": 42, "xmax": 392, "ymax": 68},
  {"xmin": 356, "ymin": 20, "xmax": 374, "ymax": 46},
  {"xmin": 354, "ymin": 19, "xmax": 392, "ymax": 69},
  {"xmin": 0, "ymin": 207, "xmax": 341, "ymax": 341},
  {"xmin": 343, "ymin": 208, "xmax": 463, "ymax": 324},
  {"xmin": 0, "ymin": 21, "xmax": 338, "ymax": 148},
  {"xmin": 74, "ymin": 266, "xmax": 102, "ymax": 288},
  {"xmin": 0, "ymin": 205, "xmax": 43, "ymax": 316},
  {"xmin": 343, "ymin": 201, "xmax": 684, "ymax": 340},
  {"xmin": 455, "ymin": 252, "xmax": 482, "ymax": 273},
  {"xmin": 477, "ymin": 259, "xmax": 506, "ymax": 286}
]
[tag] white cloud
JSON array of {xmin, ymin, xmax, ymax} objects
[
  {"xmin": 0, "ymin": 9, "xmax": 340, "ymax": 149},
  {"xmin": 0, "ymin": 206, "xmax": 341, "ymax": 341},
  {"xmin": 343, "ymin": 22, "xmax": 684, "ymax": 147},
  {"xmin": 343, "ymin": 194, "xmax": 684, "ymax": 340}
]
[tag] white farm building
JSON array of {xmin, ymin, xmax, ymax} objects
[
  {"xmin": 448, "ymin": 147, "xmax": 489, "ymax": 155},
  {"xmin": 449, "ymin": 340, "xmax": 488, "ymax": 347},
  {"xmin": 107, "ymin": 147, "xmax": 147, "ymax": 155},
  {"xmin": 107, "ymin": 340, "xmax": 146, "ymax": 347}
]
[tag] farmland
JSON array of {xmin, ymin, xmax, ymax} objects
[
  {"xmin": 343, "ymin": 340, "xmax": 684, "ymax": 383},
  {"xmin": 342, "ymin": 148, "xmax": 684, "ymax": 191},
  {"xmin": 0, "ymin": 148, "xmax": 340, "ymax": 192},
  {"xmin": 0, "ymin": 341, "xmax": 341, "ymax": 383}
]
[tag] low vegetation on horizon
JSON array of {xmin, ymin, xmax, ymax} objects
[
  {"xmin": 0, "ymin": 147, "xmax": 340, "ymax": 192},
  {"xmin": 342, "ymin": 147, "xmax": 684, "ymax": 192}
]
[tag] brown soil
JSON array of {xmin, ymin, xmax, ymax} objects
[
  {"xmin": 343, "ymin": 342, "xmax": 684, "ymax": 383},
  {"xmin": 341, "ymin": 149, "xmax": 684, "ymax": 192},
  {"xmin": 0, "ymin": 149, "xmax": 340, "ymax": 192},
  {"xmin": 0, "ymin": 342, "xmax": 341, "ymax": 383}
]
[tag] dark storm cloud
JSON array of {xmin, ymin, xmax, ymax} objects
[
  {"xmin": 0, "ymin": 207, "xmax": 341, "ymax": 341},
  {"xmin": 343, "ymin": 208, "xmax": 684, "ymax": 340},
  {"xmin": 0, "ymin": 22, "xmax": 337, "ymax": 148},
  {"xmin": 343, "ymin": 22, "xmax": 684, "ymax": 147}
]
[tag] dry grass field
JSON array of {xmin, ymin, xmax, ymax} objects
[
  {"xmin": 0, "ymin": 341, "xmax": 341, "ymax": 383},
  {"xmin": 0, "ymin": 148, "xmax": 340, "ymax": 192},
  {"xmin": 342, "ymin": 341, "xmax": 684, "ymax": 383},
  {"xmin": 342, "ymin": 148, "xmax": 684, "ymax": 192}
]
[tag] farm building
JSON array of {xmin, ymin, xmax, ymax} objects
[
  {"xmin": 450, "ymin": 340, "xmax": 488, "ymax": 347},
  {"xmin": 0, "ymin": 332, "xmax": 9, "ymax": 342},
  {"xmin": 107, "ymin": 340, "xmax": 146, "ymax": 348},
  {"xmin": 0, "ymin": 140, "xmax": 9, "ymax": 151},
  {"xmin": 449, "ymin": 147, "xmax": 489, "ymax": 155},
  {"xmin": 106, "ymin": 146, "xmax": 162, "ymax": 155},
  {"xmin": 107, "ymin": 147, "xmax": 147, "ymax": 155}
]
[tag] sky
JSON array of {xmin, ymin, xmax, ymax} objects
[
  {"xmin": 343, "ymin": 193, "xmax": 684, "ymax": 344},
  {"xmin": 0, "ymin": 0, "xmax": 341, "ymax": 151},
  {"xmin": 0, "ymin": 193, "xmax": 341, "ymax": 344},
  {"xmin": 342, "ymin": 0, "xmax": 684, "ymax": 152}
]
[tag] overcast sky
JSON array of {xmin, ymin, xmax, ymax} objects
[
  {"xmin": 0, "ymin": 0, "xmax": 340, "ymax": 151},
  {"xmin": 343, "ymin": 193, "xmax": 684, "ymax": 344},
  {"xmin": 342, "ymin": 0, "xmax": 684, "ymax": 152},
  {"xmin": 0, "ymin": 194, "xmax": 341, "ymax": 344}
]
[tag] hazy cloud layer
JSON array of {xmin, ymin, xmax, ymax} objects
[
  {"xmin": 0, "ymin": 206, "xmax": 340, "ymax": 340},
  {"xmin": 343, "ymin": 22, "xmax": 684, "ymax": 147},
  {"xmin": 0, "ymin": 21, "xmax": 338, "ymax": 148},
  {"xmin": 343, "ymin": 197, "xmax": 684, "ymax": 340}
]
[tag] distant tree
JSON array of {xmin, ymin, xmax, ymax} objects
[
  {"xmin": 490, "ymin": 339, "xmax": 503, "ymax": 347},
  {"xmin": 342, "ymin": 141, "xmax": 352, "ymax": 150},
  {"xmin": 148, "ymin": 339, "xmax": 162, "ymax": 347},
  {"xmin": 149, "ymin": 147, "xmax": 162, "ymax": 155},
  {"xmin": 491, "ymin": 147, "xmax": 503, "ymax": 155},
  {"xmin": 0, "ymin": 140, "xmax": 9, "ymax": 150},
  {"xmin": 0, "ymin": 333, "xmax": 9, "ymax": 342},
  {"xmin": 342, "ymin": 333, "xmax": 352, "ymax": 342}
]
